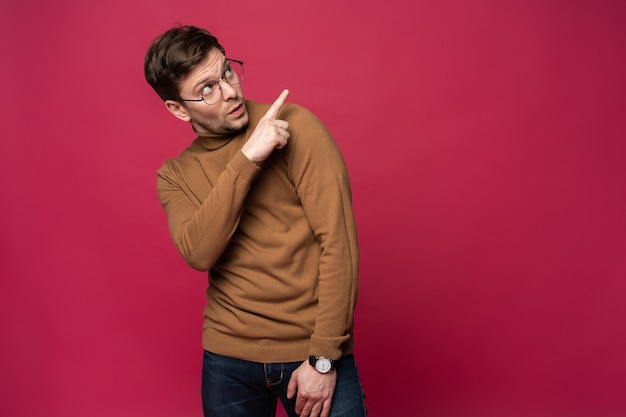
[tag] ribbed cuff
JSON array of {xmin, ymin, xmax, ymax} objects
[
  {"xmin": 309, "ymin": 336, "xmax": 350, "ymax": 361},
  {"xmin": 228, "ymin": 150, "xmax": 261, "ymax": 182}
]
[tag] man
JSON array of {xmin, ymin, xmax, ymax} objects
[{"xmin": 144, "ymin": 25, "xmax": 365, "ymax": 417}]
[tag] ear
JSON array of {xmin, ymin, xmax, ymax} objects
[{"xmin": 164, "ymin": 100, "xmax": 191, "ymax": 122}]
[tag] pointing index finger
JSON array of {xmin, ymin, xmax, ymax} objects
[{"xmin": 265, "ymin": 89, "xmax": 290, "ymax": 120}]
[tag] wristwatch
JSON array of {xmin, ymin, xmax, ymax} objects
[{"xmin": 308, "ymin": 355, "xmax": 336, "ymax": 374}]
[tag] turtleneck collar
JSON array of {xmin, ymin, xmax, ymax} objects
[
  {"xmin": 191, "ymin": 101, "xmax": 250, "ymax": 151},
  {"xmin": 191, "ymin": 124, "xmax": 240, "ymax": 151}
]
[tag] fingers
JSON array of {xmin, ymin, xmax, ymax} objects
[
  {"xmin": 294, "ymin": 384, "xmax": 332, "ymax": 417},
  {"xmin": 264, "ymin": 89, "xmax": 290, "ymax": 120},
  {"xmin": 240, "ymin": 96, "xmax": 290, "ymax": 163},
  {"xmin": 297, "ymin": 396, "xmax": 331, "ymax": 417}
]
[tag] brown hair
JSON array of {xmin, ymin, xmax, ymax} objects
[{"xmin": 144, "ymin": 25, "xmax": 226, "ymax": 101}]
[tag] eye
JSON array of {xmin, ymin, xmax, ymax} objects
[
  {"xmin": 201, "ymin": 83, "xmax": 215, "ymax": 96},
  {"xmin": 224, "ymin": 65, "xmax": 234, "ymax": 78}
]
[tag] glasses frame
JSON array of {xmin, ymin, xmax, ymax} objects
[{"xmin": 178, "ymin": 58, "xmax": 244, "ymax": 105}]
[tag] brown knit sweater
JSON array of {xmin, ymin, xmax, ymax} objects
[{"xmin": 157, "ymin": 100, "xmax": 359, "ymax": 363}]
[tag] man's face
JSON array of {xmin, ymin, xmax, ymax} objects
[{"xmin": 169, "ymin": 48, "xmax": 249, "ymax": 136}]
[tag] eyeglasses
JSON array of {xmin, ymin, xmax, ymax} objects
[{"xmin": 179, "ymin": 59, "xmax": 244, "ymax": 105}]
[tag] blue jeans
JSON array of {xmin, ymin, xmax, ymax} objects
[{"xmin": 201, "ymin": 351, "xmax": 367, "ymax": 417}]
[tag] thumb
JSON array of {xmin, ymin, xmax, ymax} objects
[{"xmin": 286, "ymin": 369, "xmax": 298, "ymax": 399}]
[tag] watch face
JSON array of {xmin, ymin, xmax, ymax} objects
[{"xmin": 315, "ymin": 357, "xmax": 332, "ymax": 373}]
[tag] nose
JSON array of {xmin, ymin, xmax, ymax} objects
[{"xmin": 218, "ymin": 79, "xmax": 237, "ymax": 101}]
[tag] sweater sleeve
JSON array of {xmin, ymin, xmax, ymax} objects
[
  {"xmin": 157, "ymin": 150, "xmax": 260, "ymax": 271},
  {"xmin": 283, "ymin": 106, "xmax": 359, "ymax": 360}
]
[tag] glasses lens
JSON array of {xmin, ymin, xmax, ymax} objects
[
  {"xmin": 201, "ymin": 84, "xmax": 220, "ymax": 105},
  {"xmin": 226, "ymin": 60, "xmax": 244, "ymax": 85}
]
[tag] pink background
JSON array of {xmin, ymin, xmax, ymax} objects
[{"xmin": 2, "ymin": 1, "xmax": 625, "ymax": 416}]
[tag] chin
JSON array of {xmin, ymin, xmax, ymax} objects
[{"xmin": 230, "ymin": 113, "xmax": 249, "ymax": 131}]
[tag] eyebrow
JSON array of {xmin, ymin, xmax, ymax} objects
[{"xmin": 191, "ymin": 58, "xmax": 229, "ymax": 92}]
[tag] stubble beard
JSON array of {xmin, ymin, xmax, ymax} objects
[{"xmin": 194, "ymin": 104, "xmax": 250, "ymax": 136}]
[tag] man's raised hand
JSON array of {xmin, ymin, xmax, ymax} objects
[{"xmin": 242, "ymin": 89, "xmax": 290, "ymax": 164}]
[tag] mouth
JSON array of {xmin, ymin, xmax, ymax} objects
[{"xmin": 227, "ymin": 102, "xmax": 245, "ymax": 117}]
